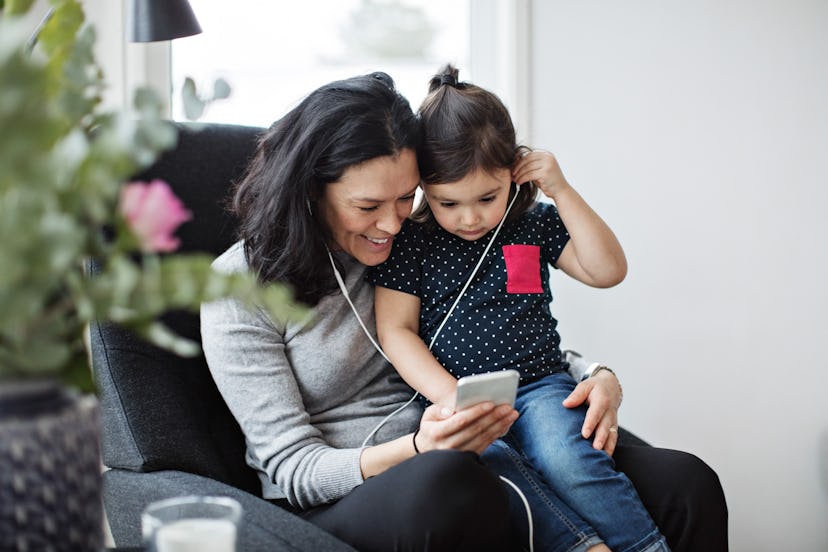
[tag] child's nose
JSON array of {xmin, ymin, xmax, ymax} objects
[{"xmin": 461, "ymin": 208, "xmax": 479, "ymax": 226}]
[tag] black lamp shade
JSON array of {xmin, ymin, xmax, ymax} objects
[{"xmin": 129, "ymin": 0, "xmax": 203, "ymax": 42}]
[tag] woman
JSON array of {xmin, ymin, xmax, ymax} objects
[
  {"xmin": 200, "ymin": 71, "xmax": 727, "ymax": 552},
  {"xmin": 201, "ymin": 72, "xmax": 515, "ymax": 552}
]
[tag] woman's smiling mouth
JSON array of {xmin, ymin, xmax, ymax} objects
[{"xmin": 364, "ymin": 235, "xmax": 391, "ymax": 245}]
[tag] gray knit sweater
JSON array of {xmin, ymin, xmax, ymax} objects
[{"xmin": 200, "ymin": 242, "xmax": 421, "ymax": 509}]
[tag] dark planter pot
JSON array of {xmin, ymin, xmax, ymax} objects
[{"xmin": 0, "ymin": 379, "xmax": 102, "ymax": 551}]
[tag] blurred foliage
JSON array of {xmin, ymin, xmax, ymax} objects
[
  {"xmin": 181, "ymin": 76, "xmax": 231, "ymax": 120},
  {"xmin": 341, "ymin": 0, "xmax": 436, "ymax": 60},
  {"xmin": 0, "ymin": 0, "xmax": 305, "ymax": 391}
]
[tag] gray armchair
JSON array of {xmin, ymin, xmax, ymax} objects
[{"xmin": 89, "ymin": 123, "xmax": 357, "ymax": 551}]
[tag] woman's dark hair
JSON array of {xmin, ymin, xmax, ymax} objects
[
  {"xmin": 233, "ymin": 72, "xmax": 420, "ymax": 306},
  {"xmin": 412, "ymin": 64, "xmax": 537, "ymax": 226}
]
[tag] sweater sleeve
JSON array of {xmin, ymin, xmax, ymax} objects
[{"xmin": 200, "ymin": 252, "xmax": 365, "ymax": 509}]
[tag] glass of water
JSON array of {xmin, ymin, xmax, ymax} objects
[{"xmin": 141, "ymin": 495, "xmax": 242, "ymax": 552}]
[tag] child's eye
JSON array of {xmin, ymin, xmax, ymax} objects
[
  {"xmin": 400, "ymin": 194, "xmax": 416, "ymax": 202},
  {"xmin": 480, "ymin": 196, "xmax": 496, "ymax": 203},
  {"xmin": 439, "ymin": 202, "xmax": 457, "ymax": 208}
]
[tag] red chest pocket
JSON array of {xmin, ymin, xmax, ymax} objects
[{"xmin": 502, "ymin": 244, "xmax": 543, "ymax": 294}]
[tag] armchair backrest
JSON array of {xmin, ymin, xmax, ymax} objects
[{"xmin": 90, "ymin": 123, "xmax": 265, "ymax": 495}]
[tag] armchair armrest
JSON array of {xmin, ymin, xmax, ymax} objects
[{"xmin": 103, "ymin": 469, "xmax": 357, "ymax": 552}]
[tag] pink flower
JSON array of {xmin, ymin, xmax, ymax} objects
[{"xmin": 118, "ymin": 179, "xmax": 192, "ymax": 253}]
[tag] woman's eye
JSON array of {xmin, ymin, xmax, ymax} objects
[
  {"xmin": 400, "ymin": 194, "xmax": 416, "ymax": 202},
  {"xmin": 358, "ymin": 206, "xmax": 379, "ymax": 212}
]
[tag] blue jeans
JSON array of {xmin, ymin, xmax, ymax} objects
[{"xmin": 482, "ymin": 372, "xmax": 669, "ymax": 552}]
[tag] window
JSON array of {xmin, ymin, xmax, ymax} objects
[{"xmin": 171, "ymin": 0, "xmax": 471, "ymax": 126}]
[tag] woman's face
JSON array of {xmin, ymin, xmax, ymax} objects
[{"xmin": 319, "ymin": 148, "xmax": 419, "ymax": 266}]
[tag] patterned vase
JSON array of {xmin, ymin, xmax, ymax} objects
[{"xmin": 0, "ymin": 380, "xmax": 102, "ymax": 551}]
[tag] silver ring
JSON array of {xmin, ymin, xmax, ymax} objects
[{"xmin": 609, "ymin": 426, "xmax": 618, "ymax": 433}]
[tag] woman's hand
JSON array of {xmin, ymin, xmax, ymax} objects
[
  {"xmin": 562, "ymin": 370, "xmax": 623, "ymax": 455},
  {"xmin": 360, "ymin": 402, "xmax": 516, "ymax": 479},
  {"xmin": 511, "ymin": 150, "xmax": 571, "ymax": 201},
  {"xmin": 415, "ymin": 402, "xmax": 518, "ymax": 455}
]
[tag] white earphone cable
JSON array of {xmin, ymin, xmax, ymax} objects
[
  {"xmin": 499, "ymin": 475, "xmax": 534, "ymax": 552},
  {"xmin": 327, "ymin": 249, "xmax": 420, "ymax": 449},
  {"xmin": 427, "ymin": 187, "xmax": 520, "ymax": 350},
  {"xmin": 328, "ymin": 184, "xmax": 534, "ymax": 551},
  {"xmin": 328, "ymin": 249, "xmax": 390, "ymax": 365}
]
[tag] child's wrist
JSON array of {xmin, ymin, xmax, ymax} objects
[
  {"xmin": 545, "ymin": 180, "xmax": 574, "ymax": 203},
  {"xmin": 435, "ymin": 382, "xmax": 458, "ymax": 410}
]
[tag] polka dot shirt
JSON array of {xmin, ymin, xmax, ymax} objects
[{"xmin": 368, "ymin": 203, "xmax": 570, "ymax": 385}]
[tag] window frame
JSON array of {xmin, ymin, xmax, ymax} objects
[{"xmin": 92, "ymin": 0, "xmax": 532, "ymax": 139}]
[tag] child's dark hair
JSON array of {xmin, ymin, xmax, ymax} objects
[{"xmin": 412, "ymin": 64, "xmax": 537, "ymax": 226}]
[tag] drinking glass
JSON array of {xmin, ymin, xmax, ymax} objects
[{"xmin": 141, "ymin": 495, "xmax": 242, "ymax": 552}]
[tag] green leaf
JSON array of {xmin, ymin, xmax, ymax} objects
[
  {"xmin": 37, "ymin": 0, "xmax": 83, "ymax": 61},
  {"xmin": 134, "ymin": 86, "xmax": 163, "ymax": 113},
  {"xmin": 212, "ymin": 78, "xmax": 231, "ymax": 100},
  {"xmin": 139, "ymin": 321, "xmax": 200, "ymax": 358},
  {"xmin": 181, "ymin": 77, "xmax": 205, "ymax": 120},
  {"xmin": 61, "ymin": 351, "xmax": 97, "ymax": 393},
  {"xmin": 4, "ymin": 0, "xmax": 36, "ymax": 16}
]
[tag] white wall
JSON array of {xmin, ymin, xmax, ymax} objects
[{"xmin": 530, "ymin": 1, "xmax": 828, "ymax": 550}]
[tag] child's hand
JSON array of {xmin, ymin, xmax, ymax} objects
[{"xmin": 512, "ymin": 150, "xmax": 570, "ymax": 201}]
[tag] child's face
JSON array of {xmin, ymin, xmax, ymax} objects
[{"xmin": 423, "ymin": 168, "xmax": 512, "ymax": 241}]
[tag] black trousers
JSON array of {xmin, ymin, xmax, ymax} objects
[
  {"xmin": 295, "ymin": 445, "xmax": 728, "ymax": 552},
  {"xmin": 614, "ymin": 444, "xmax": 729, "ymax": 552},
  {"xmin": 300, "ymin": 450, "xmax": 513, "ymax": 552}
]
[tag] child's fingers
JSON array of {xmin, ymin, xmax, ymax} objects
[{"xmin": 512, "ymin": 159, "xmax": 544, "ymax": 185}]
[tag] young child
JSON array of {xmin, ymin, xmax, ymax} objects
[{"xmin": 369, "ymin": 65, "xmax": 670, "ymax": 552}]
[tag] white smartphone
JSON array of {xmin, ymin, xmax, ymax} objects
[{"xmin": 454, "ymin": 370, "xmax": 520, "ymax": 410}]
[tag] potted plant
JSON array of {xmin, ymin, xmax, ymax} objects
[{"xmin": 0, "ymin": 0, "xmax": 302, "ymax": 548}]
